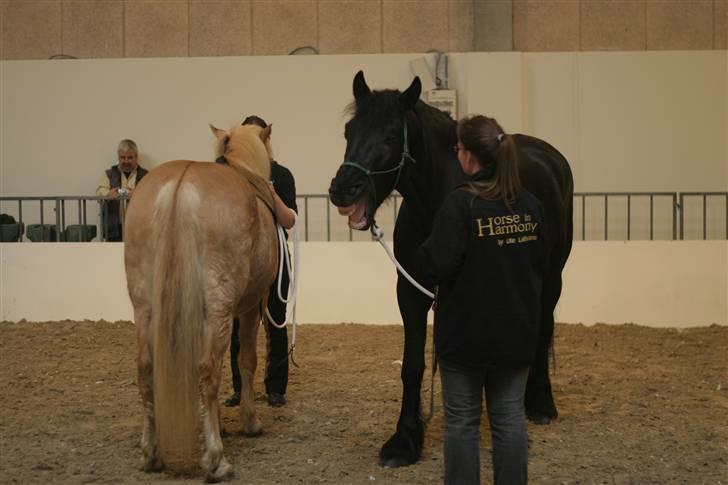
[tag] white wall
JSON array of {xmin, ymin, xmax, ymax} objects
[
  {"xmin": 0, "ymin": 53, "xmax": 437, "ymax": 200},
  {"xmin": 1, "ymin": 241, "xmax": 726, "ymax": 327},
  {"xmin": 1, "ymin": 51, "xmax": 725, "ymax": 200}
]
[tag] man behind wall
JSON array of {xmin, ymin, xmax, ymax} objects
[{"xmin": 96, "ymin": 139, "xmax": 148, "ymax": 241}]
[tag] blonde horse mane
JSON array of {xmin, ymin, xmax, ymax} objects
[{"xmin": 211, "ymin": 124, "xmax": 272, "ymax": 180}]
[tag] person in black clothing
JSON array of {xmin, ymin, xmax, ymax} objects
[
  {"xmin": 421, "ymin": 115, "xmax": 548, "ymax": 485},
  {"xmin": 222, "ymin": 115, "xmax": 297, "ymax": 408}
]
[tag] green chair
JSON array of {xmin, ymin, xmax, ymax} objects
[
  {"xmin": 64, "ymin": 224, "xmax": 97, "ymax": 242},
  {"xmin": 26, "ymin": 224, "xmax": 59, "ymax": 242},
  {"xmin": 0, "ymin": 223, "xmax": 24, "ymax": 242}
]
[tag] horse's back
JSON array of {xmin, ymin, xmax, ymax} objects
[{"xmin": 128, "ymin": 160, "xmax": 267, "ymax": 242}]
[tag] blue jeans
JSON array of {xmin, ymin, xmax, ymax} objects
[{"xmin": 439, "ymin": 358, "xmax": 529, "ymax": 485}]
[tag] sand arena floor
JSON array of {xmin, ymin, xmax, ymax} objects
[{"xmin": 0, "ymin": 321, "xmax": 726, "ymax": 484}]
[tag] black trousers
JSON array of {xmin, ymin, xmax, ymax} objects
[
  {"xmin": 104, "ymin": 224, "xmax": 123, "ymax": 242},
  {"xmin": 230, "ymin": 265, "xmax": 290, "ymax": 396}
]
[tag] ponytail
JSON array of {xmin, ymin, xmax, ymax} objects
[
  {"xmin": 457, "ymin": 115, "xmax": 521, "ymax": 211},
  {"xmin": 493, "ymin": 133, "xmax": 520, "ymax": 211}
]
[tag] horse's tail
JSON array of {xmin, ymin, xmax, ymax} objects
[{"xmin": 151, "ymin": 166, "xmax": 204, "ymax": 468}]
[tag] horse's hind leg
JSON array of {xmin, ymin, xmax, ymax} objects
[
  {"xmin": 237, "ymin": 306, "xmax": 263, "ymax": 436},
  {"xmin": 135, "ymin": 306, "xmax": 163, "ymax": 472},
  {"xmin": 525, "ymin": 270, "xmax": 562, "ymax": 424},
  {"xmin": 527, "ymin": 175, "xmax": 574, "ymax": 424},
  {"xmin": 199, "ymin": 310, "xmax": 235, "ymax": 483}
]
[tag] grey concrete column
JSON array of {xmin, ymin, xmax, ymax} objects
[{"xmin": 474, "ymin": 0, "xmax": 513, "ymax": 51}]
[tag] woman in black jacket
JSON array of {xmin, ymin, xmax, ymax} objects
[{"xmin": 422, "ymin": 115, "xmax": 548, "ymax": 485}]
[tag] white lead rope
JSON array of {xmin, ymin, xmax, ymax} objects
[
  {"xmin": 370, "ymin": 222, "xmax": 438, "ymax": 423},
  {"xmin": 370, "ymin": 224, "xmax": 434, "ymax": 300},
  {"xmin": 265, "ymin": 213, "xmax": 299, "ymax": 355}
]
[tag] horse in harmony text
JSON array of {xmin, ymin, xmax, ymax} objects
[
  {"xmin": 124, "ymin": 123, "xmax": 278, "ymax": 481},
  {"xmin": 328, "ymin": 71, "xmax": 573, "ymax": 467}
]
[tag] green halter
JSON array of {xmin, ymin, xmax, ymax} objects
[{"xmin": 339, "ymin": 121, "xmax": 417, "ymax": 223}]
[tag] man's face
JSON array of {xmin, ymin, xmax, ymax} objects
[{"xmin": 118, "ymin": 149, "xmax": 138, "ymax": 172}]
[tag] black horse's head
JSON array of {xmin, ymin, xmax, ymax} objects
[{"xmin": 328, "ymin": 71, "xmax": 421, "ymax": 230}]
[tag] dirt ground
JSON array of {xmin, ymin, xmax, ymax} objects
[{"xmin": 0, "ymin": 321, "xmax": 726, "ymax": 485}]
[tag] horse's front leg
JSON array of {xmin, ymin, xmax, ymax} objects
[
  {"xmin": 199, "ymin": 309, "xmax": 235, "ymax": 483},
  {"xmin": 135, "ymin": 306, "xmax": 163, "ymax": 473},
  {"xmin": 380, "ymin": 276, "xmax": 432, "ymax": 467}
]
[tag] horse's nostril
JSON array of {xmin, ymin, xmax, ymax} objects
[{"xmin": 347, "ymin": 184, "xmax": 363, "ymax": 197}]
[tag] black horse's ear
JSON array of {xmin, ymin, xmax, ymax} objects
[
  {"xmin": 400, "ymin": 77, "xmax": 421, "ymax": 110},
  {"xmin": 353, "ymin": 70, "xmax": 371, "ymax": 101}
]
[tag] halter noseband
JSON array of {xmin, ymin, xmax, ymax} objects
[{"xmin": 339, "ymin": 120, "xmax": 416, "ymax": 227}]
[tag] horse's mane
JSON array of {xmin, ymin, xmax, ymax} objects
[
  {"xmin": 344, "ymin": 89, "xmax": 405, "ymax": 121},
  {"xmin": 345, "ymin": 88, "xmax": 456, "ymax": 139},
  {"xmin": 216, "ymin": 125, "xmax": 271, "ymax": 180},
  {"xmin": 413, "ymin": 100, "xmax": 457, "ymax": 139}
]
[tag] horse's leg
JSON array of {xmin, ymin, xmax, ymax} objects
[
  {"xmin": 199, "ymin": 309, "xmax": 234, "ymax": 483},
  {"xmin": 135, "ymin": 306, "xmax": 163, "ymax": 472},
  {"xmin": 525, "ymin": 269, "xmax": 562, "ymax": 424},
  {"xmin": 237, "ymin": 306, "xmax": 263, "ymax": 436},
  {"xmin": 380, "ymin": 276, "xmax": 431, "ymax": 467}
]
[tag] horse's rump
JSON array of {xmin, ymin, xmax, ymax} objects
[
  {"xmin": 513, "ymin": 134, "xmax": 574, "ymax": 264},
  {"xmin": 129, "ymin": 160, "xmax": 279, "ymax": 327}
]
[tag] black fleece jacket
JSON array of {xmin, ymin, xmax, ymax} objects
[{"xmin": 421, "ymin": 172, "xmax": 549, "ymax": 368}]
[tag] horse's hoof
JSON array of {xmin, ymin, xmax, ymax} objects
[
  {"xmin": 380, "ymin": 455, "xmax": 415, "ymax": 468},
  {"xmin": 140, "ymin": 456, "xmax": 164, "ymax": 473},
  {"xmin": 527, "ymin": 414, "xmax": 552, "ymax": 425},
  {"xmin": 205, "ymin": 457, "xmax": 234, "ymax": 483},
  {"xmin": 525, "ymin": 388, "xmax": 558, "ymax": 423},
  {"xmin": 378, "ymin": 430, "xmax": 422, "ymax": 468},
  {"xmin": 525, "ymin": 395, "xmax": 558, "ymax": 425},
  {"xmin": 241, "ymin": 427, "xmax": 264, "ymax": 437},
  {"xmin": 241, "ymin": 417, "xmax": 263, "ymax": 437},
  {"xmin": 526, "ymin": 409, "xmax": 557, "ymax": 425}
]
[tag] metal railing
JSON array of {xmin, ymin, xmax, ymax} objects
[
  {"xmin": 574, "ymin": 192, "xmax": 678, "ymax": 241},
  {"xmin": 1, "ymin": 192, "xmax": 727, "ymax": 242},
  {"xmin": 679, "ymin": 192, "xmax": 728, "ymax": 240},
  {"xmin": 1, "ymin": 195, "xmax": 93, "ymax": 228},
  {"xmin": 0, "ymin": 195, "xmax": 126, "ymax": 242},
  {"xmin": 298, "ymin": 193, "xmax": 402, "ymax": 242}
]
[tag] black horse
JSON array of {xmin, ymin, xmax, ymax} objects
[{"xmin": 328, "ymin": 71, "xmax": 573, "ymax": 468}]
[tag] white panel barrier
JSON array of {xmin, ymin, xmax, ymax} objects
[{"xmin": 1, "ymin": 241, "xmax": 726, "ymax": 327}]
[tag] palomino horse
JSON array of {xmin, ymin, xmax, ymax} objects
[
  {"xmin": 329, "ymin": 71, "xmax": 573, "ymax": 467},
  {"xmin": 124, "ymin": 123, "xmax": 278, "ymax": 481}
]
